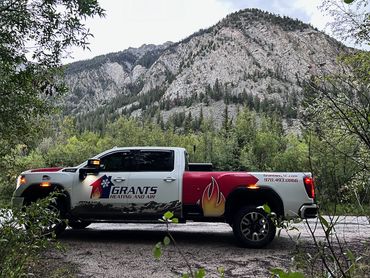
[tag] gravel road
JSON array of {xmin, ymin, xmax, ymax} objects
[{"xmin": 54, "ymin": 217, "xmax": 369, "ymax": 278}]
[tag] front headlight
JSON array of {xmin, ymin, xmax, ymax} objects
[{"xmin": 16, "ymin": 175, "xmax": 26, "ymax": 188}]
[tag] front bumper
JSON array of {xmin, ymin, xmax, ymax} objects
[
  {"xmin": 11, "ymin": 196, "xmax": 25, "ymax": 208},
  {"xmin": 299, "ymin": 203, "xmax": 318, "ymax": 218}
]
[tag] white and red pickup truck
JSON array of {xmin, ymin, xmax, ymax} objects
[{"xmin": 12, "ymin": 147, "xmax": 317, "ymax": 247}]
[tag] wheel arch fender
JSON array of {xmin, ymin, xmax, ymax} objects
[
  {"xmin": 224, "ymin": 186, "xmax": 284, "ymax": 223},
  {"xmin": 21, "ymin": 183, "xmax": 71, "ymax": 213}
]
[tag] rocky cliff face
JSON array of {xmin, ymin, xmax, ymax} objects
[
  {"xmin": 64, "ymin": 43, "xmax": 171, "ymax": 114},
  {"xmin": 64, "ymin": 9, "xmax": 349, "ymax": 130}
]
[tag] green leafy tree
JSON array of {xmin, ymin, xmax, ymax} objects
[
  {"xmin": 0, "ymin": 0, "xmax": 104, "ymax": 156},
  {"xmin": 272, "ymin": 134, "xmax": 309, "ymax": 172},
  {"xmin": 44, "ymin": 131, "xmax": 103, "ymax": 166},
  {"xmin": 307, "ymin": 132, "xmax": 365, "ymax": 206},
  {"xmin": 239, "ymin": 115, "xmax": 286, "ymax": 171},
  {"xmin": 0, "ymin": 0, "xmax": 103, "ymax": 202},
  {"xmin": 301, "ymin": 0, "xmax": 370, "ymax": 214},
  {"xmin": 234, "ymin": 108, "xmax": 257, "ymax": 147}
]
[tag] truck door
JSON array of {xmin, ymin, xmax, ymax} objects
[
  {"xmin": 126, "ymin": 149, "xmax": 181, "ymax": 217},
  {"xmin": 71, "ymin": 150, "xmax": 132, "ymax": 217}
]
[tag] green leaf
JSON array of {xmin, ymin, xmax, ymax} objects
[
  {"xmin": 195, "ymin": 268, "xmax": 206, "ymax": 278},
  {"xmin": 172, "ymin": 217, "xmax": 179, "ymax": 223},
  {"xmin": 217, "ymin": 266, "xmax": 225, "ymax": 277},
  {"xmin": 182, "ymin": 274, "xmax": 190, "ymax": 278},
  {"xmin": 153, "ymin": 244, "xmax": 162, "ymax": 260},
  {"xmin": 153, "ymin": 248, "xmax": 161, "ymax": 259},
  {"xmin": 346, "ymin": 249, "xmax": 355, "ymax": 262},
  {"xmin": 163, "ymin": 236, "xmax": 171, "ymax": 246},
  {"xmin": 163, "ymin": 211, "xmax": 174, "ymax": 220},
  {"xmin": 319, "ymin": 215, "xmax": 329, "ymax": 229},
  {"xmin": 271, "ymin": 268, "xmax": 285, "ymax": 276},
  {"xmin": 289, "ymin": 272, "xmax": 305, "ymax": 278},
  {"xmin": 270, "ymin": 268, "xmax": 305, "ymax": 278},
  {"xmin": 344, "ymin": 0, "xmax": 354, "ymax": 3},
  {"xmin": 263, "ymin": 203, "xmax": 271, "ymax": 214},
  {"xmin": 325, "ymin": 225, "xmax": 333, "ymax": 237},
  {"xmin": 155, "ymin": 242, "xmax": 162, "ymax": 248}
]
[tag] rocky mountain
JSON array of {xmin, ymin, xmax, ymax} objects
[{"xmin": 63, "ymin": 8, "xmax": 350, "ymax": 131}]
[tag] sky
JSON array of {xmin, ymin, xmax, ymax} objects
[{"xmin": 63, "ymin": 0, "xmax": 332, "ymax": 63}]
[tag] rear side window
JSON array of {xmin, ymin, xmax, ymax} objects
[{"xmin": 134, "ymin": 150, "xmax": 174, "ymax": 172}]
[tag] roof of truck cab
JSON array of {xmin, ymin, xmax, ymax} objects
[
  {"xmin": 74, "ymin": 147, "xmax": 187, "ymax": 168},
  {"xmin": 94, "ymin": 147, "xmax": 186, "ymax": 157},
  {"xmin": 111, "ymin": 146, "xmax": 186, "ymax": 151}
]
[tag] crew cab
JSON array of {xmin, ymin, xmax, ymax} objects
[{"xmin": 12, "ymin": 147, "xmax": 317, "ymax": 248}]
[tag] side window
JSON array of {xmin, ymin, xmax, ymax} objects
[
  {"xmin": 134, "ymin": 150, "xmax": 174, "ymax": 172},
  {"xmin": 100, "ymin": 152, "xmax": 133, "ymax": 172}
]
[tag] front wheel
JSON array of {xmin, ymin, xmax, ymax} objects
[
  {"xmin": 232, "ymin": 206, "xmax": 276, "ymax": 248},
  {"xmin": 24, "ymin": 198, "xmax": 67, "ymax": 237},
  {"xmin": 44, "ymin": 198, "xmax": 67, "ymax": 237}
]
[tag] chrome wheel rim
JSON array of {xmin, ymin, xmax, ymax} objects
[{"xmin": 240, "ymin": 211, "xmax": 269, "ymax": 242}]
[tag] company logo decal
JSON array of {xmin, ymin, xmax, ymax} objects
[
  {"xmin": 89, "ymin": 175, "xmax": 158, "ymax": 200},
  {"xmin": 201, "ymin": 177, "xmax": 225, "ymax": 217},
  {"xmin": 90, "ymin": 175, "xmax": 113, "ymax": 199}
]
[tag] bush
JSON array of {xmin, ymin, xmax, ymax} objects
[{"xmin": 0, "ymin": 195, "xmax": 63, "ymax": 278}]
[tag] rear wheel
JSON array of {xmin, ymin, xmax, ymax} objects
[
  {"xmin": 68, "ymin": 220, "xmax": 91, "ymax": 229},
  {"xmin": 232, "ymin": 206, "xmax": 276, "ymax": 248}
]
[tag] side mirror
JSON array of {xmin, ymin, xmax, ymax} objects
[
  {"xmin": 79, "ymin": 159, "xmax": 101, "ymax": 180},
  {"xmin": 87, "ymin": 159, "xmax": 101, "ymax": 169}
]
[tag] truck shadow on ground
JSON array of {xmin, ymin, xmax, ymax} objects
[{"xmin": 59, "ymin": 224, "xmax": 297, "ymax": 250}]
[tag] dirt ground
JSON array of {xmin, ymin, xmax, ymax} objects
[{"xmin": 47, "ymin": 217, "xmax": 369, "ymax": 278}]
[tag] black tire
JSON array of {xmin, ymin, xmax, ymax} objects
[
  {"xmin": 49, "ymin": 217, "xmax": 67, "ymax": 237},
  {"xmin": 232, "ymin": 206, "xmax": 276, "ymax": 248},
  {"xmin": 68, "ymin": 220, "xmax": 91, "ymax": 229},
  {"xmin": 44, "ymin": 199, "xmax": 67, "ymax": 237},
  {"xmin": 24, "ymin": 201, "xmax": 67, "ymax": 237}
]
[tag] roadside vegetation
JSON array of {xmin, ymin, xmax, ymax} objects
[{"xmin": 0, "ymin": 195, "xmax": 63, "ymax": 277}]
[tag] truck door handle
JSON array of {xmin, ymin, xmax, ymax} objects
[
  {"xmin": 163, "ymin": 177, "xmax": 176, "ymax": 182},
  {"xmin": 113, "ymin": 178, "xmax": 126, "ymax": 182}
]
